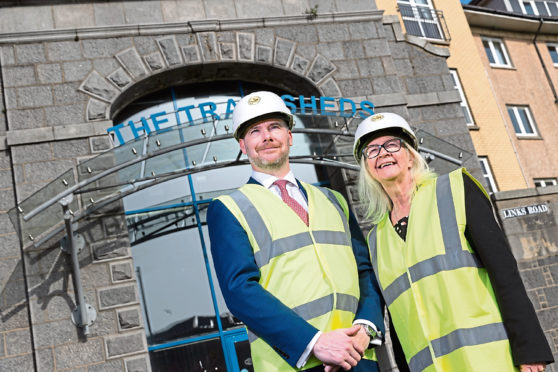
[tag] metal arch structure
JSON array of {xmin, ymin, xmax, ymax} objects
[{"xmin": 9, "ymin": 112, "xmax": 471, "ymax": 250}]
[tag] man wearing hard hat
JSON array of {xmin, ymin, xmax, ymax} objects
[{"xmin": 207, "ymin": 91, "xmax": 384, "ymax": 372}]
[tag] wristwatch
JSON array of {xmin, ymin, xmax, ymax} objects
[{"xmin": 359, "ymin": 324, "xmax": 383, "ymax": 346}]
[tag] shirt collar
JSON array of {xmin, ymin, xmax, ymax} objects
[{"xmin": 251, "ymin": 170, "xmax": 298, "ymax": 189}]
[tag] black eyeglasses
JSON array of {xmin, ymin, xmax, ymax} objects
[{"xmin": 362, "ymin": 138, "xmax": 403, "ymax": 159}]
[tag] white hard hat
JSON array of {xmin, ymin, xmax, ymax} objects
[
  {"xmin": 353, "ymin": 112, "xmax": 417, "ymax": 160},
  {"xmin": 232, "ymin": 91, "xmax": 294, "ymax": 140}
]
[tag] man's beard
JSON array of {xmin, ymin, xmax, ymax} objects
[{"xmin": 250, "ymin": 151, "xmax": 289, "ymax": 171}]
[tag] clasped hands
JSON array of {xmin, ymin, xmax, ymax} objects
[{"xmin": 312, "ymin": 324, "xmax": 370, "ymax": 372}]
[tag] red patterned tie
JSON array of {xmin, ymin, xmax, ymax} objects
[{"xmin": 273, "ymin": 179, "xmax": 309, "ymax": 226}]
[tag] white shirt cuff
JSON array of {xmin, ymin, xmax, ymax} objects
[
  {"xmin": 296, "ymin": 331, "xmax": 322, "ymax": 368},
  {"xmin": 353, "ymin": 319, "xmax": 383, "ymax": 346}
]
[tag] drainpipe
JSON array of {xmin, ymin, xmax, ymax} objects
[{"xmin": 533, "ymin": 17, "xmax": 558, "ymax": 104}]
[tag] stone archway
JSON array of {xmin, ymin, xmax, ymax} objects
[{"xmin": 78, "ymin": 31, "xmax": 344, "ymax": 122}]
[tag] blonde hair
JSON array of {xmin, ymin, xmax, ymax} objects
[{"xmin": 357, "ymin": 143, "xmax": 436, "ymax": 224}]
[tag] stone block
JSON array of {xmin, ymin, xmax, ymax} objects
[
  {"xmin": 53, "ymin": 83, "xmax": 86, "ymax": 105},
  {"xmin": 125, "ymin": 355, "xmax": 151, "ymax": 372},
  {"xmin": 182, "ymin": 45, "xmax": 201, "ymax": 64},
  {"xmin": 108, "ymin": 68, "xmax": 132, "ymax": 89},
  {"xmin": 32, "ymin": 319, "xmax": 80, "ymax": 348},
  {"xmin": 105, "ymin": 331, "xmax": 146, "ymax": 358},
  {"xmin": 276, "ymin": 25, "xmax": 318, "ymax": 44},
  {"xmin": 80, "ymin": 71, "xmax": 120, "ymax": 102},
  {"xmin": 93, "ymin": 3, "xmax": 126, "ymax": 27},
  {"xmin": 544, "ymin": 285, "xmax": 558, "ymax": 307},
  {"xmin": 98, "ymin": 284, "xmax": 137, "ymax": 309},
  {"xmin": 343, "ymin": 41, "xmax": 365, "ymax": 59},
  {"xmin": 1, "ymin": 46, "xmax": 15, "ymax": 66},
  {"xmin": 320, "ymin": 77, "xmax": 342, "ymax": 97},
  {"xmin": 5, "ymin": 329, "xmax": 32, "ymax": 355},
  {"xmin": 116, "ymin": 48, "xmax": 148, "ymax": 80},
  {"xmin": 123, "ymin": 1, "xmax": 163, "ymax": 24},
  {"xmin": 291, "ymin": 55, "xmax": 310, "ymax": 75},
  {"xmin": 144, "ymin": 53, "xmax": 164, "ymax": 71},
  {"xmin": 363, "ymin": 39, "xmax": 391, "ymax": 57},
  {"xmin": 317, "ymin": 42, "xmax": 344, "ymax": 61},
  {"xmin": 161, "ymin": 0, "xmax": 205, "ymax": 22},
  {"xmin": 317, "ymin": 23, "xmax": 350, "ymax": 42},
  {"xmin": 256, "ymin": 45, "xmax": 272, "ymax": 64},
  {"xmin": 357, "ymin": 58, "xmax": 385, "ymax": 77},
  {"xmin": 53, "ymin": 4, "xmax": 95, "ymax": 29},
  {"xmin": 203, "ymin": 0, "xmax": 238, "ymax": 19},
  {"xmin": 0, "ymin": 233, "xmax": 20, "ymax": 259},
  {"xmin": 349, "ymin": 21, "xmax": 379, "ymax": 39},
  {"xmin": 111, "ymin": 262, "xmax": 133, "ymax": 282},
  {"xmin": 338, "ymin": 79, "xmax": 373, "ymax": 97},
  {"xmin": 88, "ymin": 99, "xmax": 109, "ymax": 121},
  {"xmin": 308, "ymin": 54, "xmax": 336, "ymax": 84},
  {"xmin": 37, "ymin": 348, "xmax": 54, "ymax": 371},
  {"xmin": 0, "ymin": 354, "xmax": 34, "ymax": 372},
  {"xmin": 220, "ymin": 42, "xmax": 235, "ymax": 60},
  {"xmin": 520, "ymin": 267, "xmax": 547, "ymax": 290},
  {"xmin": 23, "ymin": 159, "xmax": 75, "ymax": 183},
  {"xmin": 63, "ymin": 60, "xmax": 93, "ymax": 82},
  {"xmin": 372, "ymin": 76, "xmax": 401, "ymax": 95},
  {"xmin": 0, "ymin": 331, "xmax": 4, "ymax": 357},
  {"xmin": 274, "ymin": 38, "xmax": 295, "ymax": 67},
  {"xmin": 0, "ymin": 188, "xmax": 15, "ymax": 211},
  {"xmin": 3, "ymin": 66, "xmax": 36, "ymax": 88},
  {"xmin": 37, "ymin": 64, "xmax": 63, "ymax": 84},
  {"xmin": 6, "ymin": 108, "xmax": 46, "ymax": 130},
  {"xmin": 14, "ymin": 43, "xmax": 46, "ymax": 64},
  {"xmin": 11, "ymin": 142, "xmax": 53, "ymax": 164},
  {"xmin": 88, "ymin": 359, "xmax": 124, "ymax": 372},
  {"xmin": 197, "ymin": 33, "xmax": 218, "ymax": 62},
  {"xmin": 46, "ymin": 103, "xmax": 87, "ymax": 126},
  {"xmin": 52, "ymin": 138, "xmax": 90, "ymax": 160},
  {"xmin": 538, "ymin": 306, "xmax": 558, "ymax": 331},
  {"xmin": 90, "ymin": 136, "xmax": 112, "ymax": 153},
  {"xmin": 117, "ymin": 307, "xmax": 141, "ymax": 330},
  {"xmin": 4, "ymin": 88, "xmax": 17, "ymax": 110},
  {"xmin": 93, "ymin": 58, "xmax": 122, "ymax": 77},
  {"xmin": 46, "ymin": 41, "xmax": 83, "ymax": 62},
  {"xmin": 92, "ymin": 238, "xmax": 130, "ymax": 262},
  {"xmin": 54, "ymin": 337, "xmax": 104, "ymax": 370},
  {"xmin": 17, "ymin": 86, "xmax": 53, "ymax": 108},
  {"xmin": 157, "ymin": 37, "xmax": 183, "ymax": 66}
]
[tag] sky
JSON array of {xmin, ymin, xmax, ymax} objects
[{"xmin": 461, "ymin": 0, "xmax": 471, "ymax": 3}]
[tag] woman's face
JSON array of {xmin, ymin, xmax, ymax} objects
[{"xmin": 364, "ymin": 135, "xmax": 414, "ymax": 183}]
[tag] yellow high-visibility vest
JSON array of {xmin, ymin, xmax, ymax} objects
[
  {"xmin": 218, "ymin": 181, "xmax": 375, "ymax": 371},
  {"xmin": 368, "ymin": 168, "xmax": 516, "ymax": 371}
]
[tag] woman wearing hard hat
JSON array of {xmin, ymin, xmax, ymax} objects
[{"xmin": 354, "ymin": 112, "xmax": 553, "ymax": 372}]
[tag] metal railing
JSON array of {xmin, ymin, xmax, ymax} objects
[{"xmin": 397, "ymin": 4, "xmax": 451, "ymax": 42}]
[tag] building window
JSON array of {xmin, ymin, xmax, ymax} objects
[
  {"xmin": 482, "ymin": 37, "xmax": 512, "ymax": 68},
  {"xmin": 397, "ymin": 0, "xmax": 445, "ymax": 40},
  {"xmin": 520, "ymin": 1, "xmax": 558, "ymax": 16},
  {"xmin": 548, "ymin": 43, "xmax": 558, "ymax": 65},
  {"xmin": 449, "ymin": 69, "xmax": 474, "ymax": 126},
  {"xmin": 479, "ymin": 157, "xmax": 498, "ymax": 193},
  {"xmin": 506, "ymin": 105, "xmax": 538, "ymax": 137},
  {"xmin": 534, "ymin": 178, "xmax": 557, "ymax": 187}
]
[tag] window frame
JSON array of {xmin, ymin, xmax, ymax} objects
[
  {"xmin": 547, "ymin": 43, "xmax": 558, "ymax": 66},
  {"xmin": 449, "ymin": 69, "xmax": 475, "ymax": 127},
  {"xmin": 506, "ymin": 105, "xmax": 539, "ymax": 137},
  {"xmin": 478, "ymin": 156, "xmax": 498, "ymax": 194},
  {"xmin": 482, "ymin": 37, "xmax": 513, "ymax": 68},
  {"xmin": 534, "ymin": 178, "xmax": 558, "ymax": 187},
  {"xmin": 397, "ymin": 0, "xmax": 445, "ymax": 41}
]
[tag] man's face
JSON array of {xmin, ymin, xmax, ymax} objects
[{"xmin": 239, "ymin": 118, "xmax": 292, "ymax": 173}]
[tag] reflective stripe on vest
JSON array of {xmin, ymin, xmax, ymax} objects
[
  {"xmin": 369, "ymin": 173, "xmax": 483, "ymax": 307},
  {"xmin": 247, "ymin": 292, "xmax": 359, "ymax": 343},
  {"xmin": 409, "ymin": 323, "xmax": 508, "ymax": 371},
  {"xmin": 368, "ymin": 172, "xmax": 509, "ymax": 370},
  {"xmin": 228, "ymin": 186, "xmax": 351, "ymax": 268}
]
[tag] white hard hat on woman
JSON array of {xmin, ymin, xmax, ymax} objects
[
  {"xmin": 353, "ymin": 112, "xmax": 417, "ymax": 160},
  {"xmin": 231, "ymin": 91, "xmax": 294, "ymax": 141}
]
